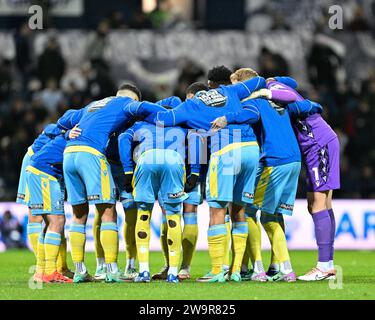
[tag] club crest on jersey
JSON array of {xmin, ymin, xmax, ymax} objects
[
  {"xmin": 168, "ymin": 191, "xmax": 185, "ymax": 199},
  {"xmin": 196, "ymin": 90, "xmax": 227, "ymax": 107}
]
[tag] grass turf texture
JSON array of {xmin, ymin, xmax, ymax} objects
[{"xmin": 0, "ymin": 249, "xmax": 374, "ymax": 300}]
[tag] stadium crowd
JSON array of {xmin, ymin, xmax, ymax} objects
[
  {"xmin": 0, "ymin": 40, "xmax": 375, "ymax": 201},
  {"xmin": 0, "ymin": 0, "xmax": 375, "ymax": 201}
]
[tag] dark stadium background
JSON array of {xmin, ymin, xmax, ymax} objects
[{"xmin": 0, "ymin": 0, "xmax": 374, "ymax": 202}]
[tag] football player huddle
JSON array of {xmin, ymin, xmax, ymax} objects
[{"xmin": 16, "ymin": 66, "xmax": 340, "ymax": 284}]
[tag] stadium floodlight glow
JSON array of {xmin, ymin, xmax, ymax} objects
[{"xmin": 142, "ymin": 0, "xmax": 157, "ymax": 13}]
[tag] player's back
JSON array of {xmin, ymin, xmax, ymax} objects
[
  {"xmin": 67, "ymin": 96, "xmax": 134, "ymax": 154},
  {"xmin": 130, "ymin": 121, "xmax": 187, "ymax": 161},
  {"xmin": 30, "ymin": 135, "xmax": 67, "ymax": 178},
  {"xmin": 185, "ymin": 86, "xmax": 244, "ymax": 130},
  {"xmin": 177, "ymin": 88, "xmax": 257, "ymax": 152},
  {"xmin": 249, "ymin": 98, "xmax": 301, "ymax": 167},
  {"xmin": 31, "ymin": 124, "xmax": 62, "ymax": 153}
]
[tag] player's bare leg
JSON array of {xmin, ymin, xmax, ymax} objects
[
  {"xmin": 299, "ymin": 191, "xmax": 336, "ymax": 281},
  {"xmin": 43, "ymin": 214, "xmax": 72, "ymax": 283},
  {"xmin": 196, "ymin": 206, "xmax": 227, "ymax": 283}
]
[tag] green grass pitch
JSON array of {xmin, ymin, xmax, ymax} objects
[{"xmin": 0, "ymin": 249, "xmax": 374, "ymax": 300}]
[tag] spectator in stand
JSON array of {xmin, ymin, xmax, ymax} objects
[
  {"xmin": 85, "ymin": 20, "xmax": 110, "ymax": 71},
  {"xmin": 37, "ymin": 37, "xmax": 66, "ymax": 87},
  {"xmin": 349, "ymin": 6, "xmax": 372, "ymax": 31},
  {"xmin": 0, "ymin": 59, "xmax": 12, "ymax": 102},
  {"xmin": 0, "ymin": 210, "xmax": 25, "ymax": 249},
  {"xmin": 14, "ymin": 22, "xmax": 33, "ymax": 91},
  {"xmin": 258, "ymin": 47, "xmax": 289, "ymax": 80},
  {"xmin": 39, "ymin": 78, "xmax": 64, "ymax": 115}
]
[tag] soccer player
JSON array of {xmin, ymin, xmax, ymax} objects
[
  {"xmin": 63, "ymin": 83, "xmax": 164, "ymax": 283},
  {"xmin": 207, "ymin": 66, "xmax": 234, "ymax": 276},
  {"xmin": 147, "ymin": 75, "xmax": 266, "ymax": 282},
  {"xmin": 93, "ymin": 131, "xmax": 139, "ymax": 281},
  {"xmin": 152, "ymin": 83, "xmax": 209, "ymax": 281},
  {"xmin": 17, "ymin": 122, "xmax": 77, "ymax": 279},
  {"xmin": 207, "ymin": 65, "xmax": 232, "ymax": 88},
  {"xmin": 225, "ymin": 68, "xmax": 302, "ymax": 281},
  {"xmin": 262, "ymin": 77, "xmax": 340, "ymax": 281},
  {"xmin": 25, "ymin": 133, "xmax": 72, "ymax": 283},
  {"xmin": 118, "ymin": 116, "xmax": 200, "ymax": 283},
  {"xmin": 212, "ymin": 72, "xmax": 324, "ymax": 282}
]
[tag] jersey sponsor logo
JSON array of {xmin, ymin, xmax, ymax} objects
[
  {"xmin": 16, "ymin": 193, "xmax": 25, "ymax": 200},
  {"xmin": 243, "ymin": 192, "xmax": 254, "ymax": 199},
  {"xmin": 168, "ymin": 191, "xmax": 185, "ymax": 199},
  {"xmin": 30, "ymin": 204, "xmax": 43, "ymax": 210},
  {"xmin": 88, "ymin": 194, "xmax": 100, "ymax": 201},
  {"xmin": 195, "ymin": 90, "xmax": 227, "ymax": 107},
  {"xmin": 279, "ymin": 203, "xmax": 294, "ymax": 211},
  {"xmin": 88, "ymin": 97, "xmax": 115, "ymax": 112}
]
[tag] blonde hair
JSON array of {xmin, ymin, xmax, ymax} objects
[{"xmin": 230, "ymin": 68, "xmax": 259, "ymax": 83}]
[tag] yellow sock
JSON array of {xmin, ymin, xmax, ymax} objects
[
  {"xmin": 136, "ymin": 209, "xmax": 151, "ymax": 268},
  {"xmin": 208, "ymin": 224, "xmax": 227, "ymax": 274},
  {"xmin": 261, "ymin": 213, "xmax": 290, "ymax": 264},
  {"xmin": 124, "ymin": 208, "xmax": 137, "ymax": 260},
  {"xmin": 166, "ymin": 214, "xmax": 182, "ymax": 269},
  {"xmin": 57, "ymin": 232, "xmax": 68, "ymax": 272},
  {"xmin": 181, "ymin": 212, "xmax": 198, "ymax": 267},
  {"xmin": 69, "ymin": 223, "xmax": 86, "ymax": 263},
  {"xmin": 160, "ymin": 214, "xmax": 169, "ymax": 266},
  {"xmin": 93, "ymin": 209, "xmax": 105, "ymax": 260},
  {"xmin": 247, "ymin": 214, "xmax": 263, "ymax": 263},
  {"xmin": 223, "ymin": 216, "xmax": 231, "ymax": 268},
  {"xmin": 36, "ymin": 233, "xmax": 45, "ymax": 275},
  {"xmin": 100, "ymin": 222, "xmax": 119, "ymax": 264},
  {"xmin": 231, "ymin": 222, "xmax": 248, "ymax": 273},
  {"xmin": 44, "ymin": 232, "xmax": 61, "ymax": 275},
  {"xmin": 27, "ymin": 223, "xmax": 42, "ymax": 259},
  {"xmin": 242, "ymin": 242, "xmax": 250, "ymax": 270}
]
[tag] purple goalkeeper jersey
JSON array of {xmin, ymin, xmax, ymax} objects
[{"xmin": 268, "ymin": 80, "xmax": 337, "ymax": 153}]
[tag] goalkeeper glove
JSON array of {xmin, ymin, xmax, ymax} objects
[
  {"xmin": 124, "ymin": 173, "xmax": 134, "ymax": 193},
  {"xmin": 185, "ymin": 173, "xmax": 199, "ymax": 193}
]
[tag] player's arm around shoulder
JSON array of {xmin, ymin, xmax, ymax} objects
[
  {"xmin": 155, "ymin": 100, "xmax": 189, "ymax": 127},
  {"xmin": 230, "ymin": 76, "xmax": 267, "ymax": 100},
  {"xmin": 287, "ymin": 99, "xmax": 323, "ymax": 118}
]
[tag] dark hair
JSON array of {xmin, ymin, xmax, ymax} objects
[
  {"xmin": 207, "ymin": 65, "xmax": 232, "ymax": 87},
  {"xmin": 117, "ymin": 83, "xmax": 142, "ymax": 100},
  {"xmin": 186, "ymin": 82, "xmax": 209, "ymax": 96}
]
